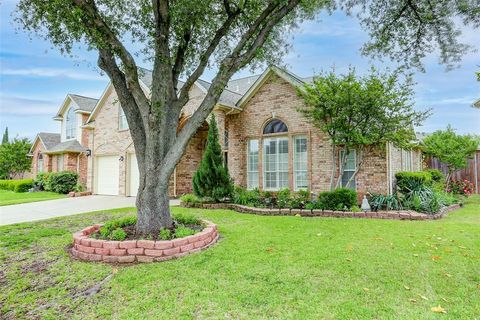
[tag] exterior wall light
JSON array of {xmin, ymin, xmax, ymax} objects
[
  {"xmin": 86, "ymin": 149, "xmax": 92, "ymax": 157},
  {"xmin": 119, "ymin": 156, "xmax": 124, "ymax": 161}
]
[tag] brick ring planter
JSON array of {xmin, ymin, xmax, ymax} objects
[{"xmin": 71, "ymin": 220, "xmax": 218, "ymax": 263}]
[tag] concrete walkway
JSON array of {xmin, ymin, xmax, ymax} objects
[{"xmin": 0, "ymin": 196, "xmax": 180, "ymax": 226}]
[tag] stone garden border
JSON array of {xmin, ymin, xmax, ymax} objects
[
  {"xmin": 181, "ymin": 202, "xmax": 461, "ymax": 221},
  {"xmin": 71, "ymin": 220, "xmax": 218, "ymax": 263}
]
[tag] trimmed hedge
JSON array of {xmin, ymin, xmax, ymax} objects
[
  {"xmin": 395, "ymin": 171, "xmax": 432, "ymax": 193},
  {"xmin": 317, "ymin": 188, "xmax": 358, "ymax": 210},
  {"xmin": 34, "ymin": 171, "xmax": 78, "ymax": 194},
  {"xmin": 0, "ymin": 179, "xmax": 34, "ymax": 193}
]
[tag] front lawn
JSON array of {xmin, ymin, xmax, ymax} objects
[
  {"xmin": 1, "ymin": 196, "xmax": 479, "ymax": 319},
  {"xmin": 0, "ymin": 189, "xmax": 66, "ymax": 206}
]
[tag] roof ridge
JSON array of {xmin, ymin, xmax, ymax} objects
[{"xmin": 69, "ymin": 93, "xmax": 98, "ymax": 100}]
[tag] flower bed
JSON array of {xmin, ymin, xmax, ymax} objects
[
  {"xmin": 71, "ymin": 220, "xmax": 218, "ymax": 263},
  {"xmin": 181, "ymin": 202, "xmax": 461, "ymax": 221}
]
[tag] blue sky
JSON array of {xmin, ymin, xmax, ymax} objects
[{"xmin": 1, "ymin": 1, "xmax": 479, "ymax": 140}]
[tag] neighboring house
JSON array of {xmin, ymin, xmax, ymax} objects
[
  {"xmin": 29, "ymin": 94, "xmax": 98, "ymax": 185},
  {"xmin": 31, "ymin": 66, "xmax": 422, "ymax": 198},
  {"xmin": 472, "ymin": 98, "xmax": 480, "ymax": 108}
]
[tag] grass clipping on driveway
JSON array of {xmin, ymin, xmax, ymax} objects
[{"xmin": 0, "ymin": 197, "xmax": 479, "ymax": 319}]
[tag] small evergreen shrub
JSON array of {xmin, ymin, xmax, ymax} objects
[
  {"xmin": 48, "ymin": 171, "xmax": 78, "ymax": 194},
  {"xmin": 277, "ymin": 188, "xmax": 292, "ymax": 208},
  {"xmin": 233, "ymin": 186, "xmax": 262, "ymax": 206},
  {"xmin": 110, "ymin": 228, "xmax": 127, "ymax": 241},
  {"xmin": 318, "ymin": 188, "xmax": 358, "ymax": 210},
  {"xmin": 180, "ymin": 193, "xmax": 200, "ymax": 205},
  {"xmin": 192, "ymin": 114, "xmax": 233, "ymax": 201}
]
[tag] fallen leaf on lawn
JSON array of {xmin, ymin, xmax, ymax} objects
[
  {"xmin": 316, "ymin": 233, "xmax": 322, "ymax": 236},
  {"xmin": 437, "ymin": 237, "xmax": 442, "ymax": 240},
  {"xmin": 409, "ymin": 299, "xmax": 417, "ymax": 303},
  {"xmin": 417, "ymin": 294, "xmax": 429, "ymax": 301},
  {"xmin": 412, "ymin": 243, "xmax": 416, "ymax": 247},
  {"xmin": 444, "ymin": 247, "xmax": 452, "ymax": 253},
  {"xmin": 431, "ymin": 306, "xmax": 447, "ymax": 314},
  {"xmin": 346, "ymin": 244, "xmax": 353, "ymax": 252},
  {"xmin": 458, "ymin": 245, "xmax": 467, "ymax": 249},
  {"xmin": 266, "ymin": 248, "xmax": 273, "ymax": 252},
  {"xmin": 363, "ymin": 288, "xmax": 369, "ymax": 291},
  {"xmin": 413, "ymin": 254, "xmax": 419, "ymax": 257},
  {"xmin": 404, "ymin": 285, "xmax": 410, "ymax": 290},
  {"xmin": 373, "ymin": 237, "xmax": 383, "ymax": 240},
  {"xmin": 431, "ymin": 255, "xmax": 442, "ymax": 261},
  {"xmin": 295, "ymin": 214, "xmax": 301, "ymax": 217},
  {"xmin": 112, "ymin": 268, "xmax": 118, "ymax": 274},
  {"xmin": 444, "ymin": 273, "xmax": 452, "ymax": 278},
  {"xmin": 346, "ymin": 258, "xmax": 352, "ymax": 262},
  {"xmin": 477, "ymin": 283, "xmax": 480, "ymax": 289},
  {"xmin": 441, "ymin": 297, "xmax": 448, "ymax": 302}
]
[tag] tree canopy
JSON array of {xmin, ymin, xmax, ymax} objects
[
  {"xmin": 298, "ymin": 67, "xmax": 429, "ymax": 189},
  {"xmin": 0, "ymin": 137, "xmax": 32, "ymax": 180},
  {"xmin": 423, "ymin": 126, "xmax": 479, "ymax": 183}
]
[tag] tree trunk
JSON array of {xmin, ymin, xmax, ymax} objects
[{"xmin": 136, "ymin": 179, "xmax": 173, "ymax": 236}]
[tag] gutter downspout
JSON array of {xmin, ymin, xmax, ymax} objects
[{"xmin": 475, "ymin": 151, "xmax": 479, "ymax": 194}]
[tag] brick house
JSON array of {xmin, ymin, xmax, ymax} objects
[
  {"xmin": 29, "ymin": 94, "xmax": 98, "ymax": 185},
  {"xmin": 31, "ymin": 66, "xmax": 422, "ymax": 198}
]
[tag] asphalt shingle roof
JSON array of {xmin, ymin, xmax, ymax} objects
[
  {"xmin": 69, "ymin": 94, "xmax": 98, "ymax": 112},
  {"xmin": 46, "ymin": 139, "xmax": 86, "ymax": 153},
  {"xmin": 38, "ymin": 132, "xmax": 61, "ymax": 151}
]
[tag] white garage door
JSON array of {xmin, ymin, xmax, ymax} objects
[
  {"xmin": 96, "ymin": 156, "xmax": 119, "ymax": 195},
  {"xmin": 128, "ymin": 154, "xmax": 139, "ymax": 196}
]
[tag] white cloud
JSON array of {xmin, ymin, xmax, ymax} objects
[
  {"xmin": 0, "ymin": 95, "xmax": 58, "ymax": 116},
  {"xmin": 1, "ymin": 68, "xmax": 105, "ymax": 81}
]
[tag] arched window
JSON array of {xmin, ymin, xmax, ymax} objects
[
  {"xmin": 65, "ymin": 107, "xmax": 76, "ymax": 139},
  {"xmin": 263, "ymin": 119, "xmax": 288, "ymax": 135}
]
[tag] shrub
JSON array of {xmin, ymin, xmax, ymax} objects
[
  {"xmin": 174, "ymin": 225, "xmax": 196, "ymax": 238},
  {"xmin": 0, "ymin": 179, "xmax": 34, "ymax": 192},
  {"xmin": 110, "ymin": 228, "xmax": 127, "ymax": 241},
  {"xmin": 48, "ymin": 171, "xmax": 78, "ymax": 194},
  {"xmin": 180, "ymin": 193, "xmax": 200, "ymax": 205},
  {"xmin": 192, "ymin": 114, "xmax": 233, "ymax": 201},
  {"xmin": 99, "ymin": 216, "xmax": 137, "ymax": 239},
  {"xmin": 14, "ymin": 179, "xmax": 34, "ymax": 192},
  {"xmin": 277, "ymin": 188, "xmax": 292, "ymax": 208},
  {"xmin": 369, "ymin": 193, "xmax": 403, "ymax": 211},
  {"xmin": 395, "ymin": 171, "xmax": 432, "ymax": 193},
  {"xmin": 448, "ymin": 180, "xmax": 474, "ymax": 196},
  {"xmin": 158, "ymin": 228, "xmax": 173, "ymax": 240},
  {"xmin": 318, "ymin": 188, "xmax": 358, "ymax": 210},
  {"xmin": 233, "ymin": 186, "xmax": 262, "ymax": 206},
  {"xmin": 34, "ymin": 173, "xmax": 52, "ymax": 191},
  {"xmin": 172, "ymin": 212, "xmax": 200, "ymax": 225},
  {"xmin": 425, "ymin": 169, "xmax": 444, "ymax": 182}
]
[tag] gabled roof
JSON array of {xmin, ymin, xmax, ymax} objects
[
  {"xmin": 44, "ymin": 139, "xmax": 86, "ymax": 154},
  {"xmin": 54, "ymin": 93, "xmax": 98, "ymax": 119},
  {"xmin": 236, "ymin": 65, "xmax": 306, "ymax": 108},
  {"xmin": 29, "ymin": 132, "xmax": 60, "ymax": 154},
  {"xmin": 473, "ymin": 98, "xmax": 480, "ymax": 108}
]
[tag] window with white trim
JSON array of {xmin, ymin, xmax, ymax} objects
[
  {"xmin": 57, "ymin": 155, "xmax": 64, "ymax": 171},
  {"xmin": 65, "ymin": 107, "xmax": 76, "ymax": 139},
  {"xmin": 340, "ymin": 150, "xmax": 356, "ymax": 190},
  {"xmin": 119, "ymin": 107, "xmax": 128, "ymax": 130},
  {"xmin": 247, "ymin": 140, "xmax": 259, "ymax": 189},
  {"xmin": 263, "ymin": 137, "xmax": 289, "ymax": 190},
  {"xmin": 402, "ymin": 149, "xmax": 412, "ymax": 171},
  {"xmin": 294, "ymin": 135, "xmax": 308, "ymax": 190},
  {"xmin": 37, "ymin": 153, "xmax": 44, "ymax": 173}
]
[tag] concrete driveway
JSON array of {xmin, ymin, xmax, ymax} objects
[{"xmin": 0, "ymin": 195, "xmax": 180, "ymax": 226}]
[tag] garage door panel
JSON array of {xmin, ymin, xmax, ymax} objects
[
  {"xmin": 96, "ymin": 156, "xmax": 119, "ymax": 195},
  {"xmin": 129, "ymin": 154, "xmax": 139, "ymax": 196}
]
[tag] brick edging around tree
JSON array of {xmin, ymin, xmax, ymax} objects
[
  {"xmin": 180, "ymin": 202, "xmax": 461, "ymax": 221},
  {"xmin": 71, "ymin": 220, "xmax": 218, "ymax": 263}
]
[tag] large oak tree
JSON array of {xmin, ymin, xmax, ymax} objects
[{"xmin": 16, "ymin": 0, "xmax": 479, "ymax": 236}]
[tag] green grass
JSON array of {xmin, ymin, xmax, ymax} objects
[
  {"xmin": 0, "ymin": 189, "xmax": 66, "ymax": 206},
  {"xmin": 1, "ymin": 196, "xmax": 479, "ymax": 319}
]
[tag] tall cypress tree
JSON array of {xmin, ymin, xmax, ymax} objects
[
  {"xmin": 192, "ymin": 114, "xmax": 233, "ymax": 201},
  {"xmin": 1, "ymin": 127, "xmax": 9, "ymax": 144}
]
